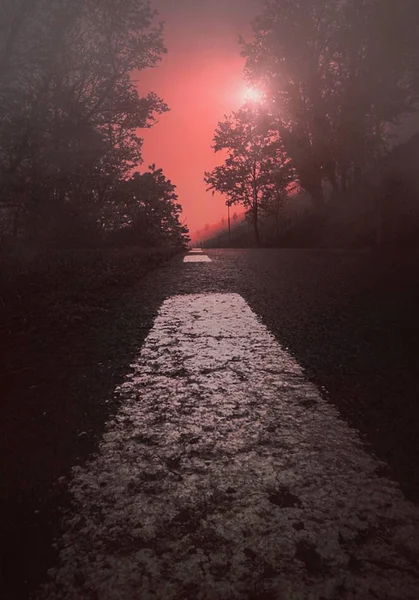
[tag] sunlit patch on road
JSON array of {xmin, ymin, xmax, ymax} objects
[
  {"xmin": 183, "ymin": 254, "xmax": 212, "ymax": 262},
  {"xmin": 43, "ymin": 293, "xmax": 419, "ymax": 599}
]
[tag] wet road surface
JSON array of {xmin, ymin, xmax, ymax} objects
[{"xmin": 38, "ymin": 249, "xmax": 419, "ymax": 599}]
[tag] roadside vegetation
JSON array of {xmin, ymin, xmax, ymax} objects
[
  {"xmin": 0, "ymin": 0, "xmax": 189, "ymax": 254},
  {"xmin": 205, "ymin": 0, "xmax": 419, "ymax": 248},
  {"xmin": 0, "ymin": 5, "xmax": 189, "ymax": 595},
  {"xmin": 0, "ymin": 0, "xmax": 189, "ymax": 373}
]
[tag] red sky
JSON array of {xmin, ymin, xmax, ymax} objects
[{"xmin": 138, "ymin": 0, "xmax": 261, "ymax": 235}]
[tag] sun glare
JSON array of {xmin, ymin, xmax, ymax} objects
[{"xmin": 243, "ymin": 87, "xmax": 264, "ymax": 103}]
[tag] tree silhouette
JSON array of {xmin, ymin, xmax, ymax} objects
[
  {"xmin": 205, "ymin": 104, "xmax": 294, "ymax": 245},
  {"xmin": 0, "ymin": 0, "xmax": 168, "ymax": 247},
  {"xmin": 104, "ymin": 165, "xmax": 189, "ymax": 248},
  {"xmin": 241, "ymin": 0, "xmax": 419, "ymax": 205}
]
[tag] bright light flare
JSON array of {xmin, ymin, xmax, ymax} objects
[{"xmin": 243, "ymin": 87, "xmax": 264, "ymax": 103}]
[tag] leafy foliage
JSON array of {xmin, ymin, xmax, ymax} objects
[
  {"xmin": 0, "ymin": 0, "xmax": 188, "ymax": 251},
  {"xmin": 205, "ymin": 0, "xmax": 419, "ymax": 247},
  {"xmin": 104, "ymin": 165, "xmax": 190, "ymax": 247},
  {"xmin": 241, "ymin": 0, "xmax": 419, "ymax": 204},
  {"xmin": 204, "ymin": 104, "xmax": 295, "ymax": 245}
]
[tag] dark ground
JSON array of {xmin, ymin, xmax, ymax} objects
[{"xmin": 2, "ymin": 248, "xmax": 419, "ymax": 599}]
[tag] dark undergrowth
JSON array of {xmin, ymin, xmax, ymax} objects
[
  {"xmin": 0, "ymin": 245, "xmax": 180, "ymax": 600},
  {"xmin": 0, "ymin": 246, "xmax": 176, "ymax": 343}
]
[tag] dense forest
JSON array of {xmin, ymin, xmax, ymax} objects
[
  {"xmin": 205, "ymin": 0, "xmax": 419, "ymax": 247},
  {"xmin": 0, "ymin": 0, "xmax": 189, "ymax": 254}
]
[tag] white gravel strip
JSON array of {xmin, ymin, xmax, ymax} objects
[{"xmin": 42, "ymin": 293, "xmax": 419, "ymax": 600}]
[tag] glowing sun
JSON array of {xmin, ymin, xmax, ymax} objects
[{"xmin": 243, "ymin": 87, "xmax": 264, "ymax": 103}]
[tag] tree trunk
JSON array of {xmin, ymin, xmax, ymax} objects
[
  {"xmin": 324, "ymin": 160, "xmax": 340, "ymax": 200},
  {"xmin": 327, "ymin": 171, "xmax": 340, "ymax": 200},
  {"xmin": 253, "ymin": 199, "xmax": 260, "ymax": 246},
  {"xmin": 309, "ymin": 178, "xmax": 325, "ymax": 210}
]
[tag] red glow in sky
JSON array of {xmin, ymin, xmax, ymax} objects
[{"xmin": 139, "ymin": 0, "xmax": 260, "ymax": 235}]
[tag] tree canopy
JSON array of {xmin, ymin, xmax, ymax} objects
[
  {"xmin": 241, "ymin": 0, "xmax": 419, "ymax": 204},
  {"xmin": 204, "ymin": 0, "xmax": 419, "ymax": 247},
  {"xmin": 204, "ymin": 103, "xmax": 295, "ymax": 245},
  {"xmin": 104, "ymin": 165, "xmax": 190, "ymax": 248},
  {"xmin": 0, "ymin": 0, "xmax": 188, "ymax": 250}
]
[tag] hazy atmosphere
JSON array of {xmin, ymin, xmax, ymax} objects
[
  {"xmin": 2, "ymin": 1, "xmax": 419, "ymax": 599},
  {"xmin": 140, "ymin": 0, "xmax": 260, "ymax": 234}
]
